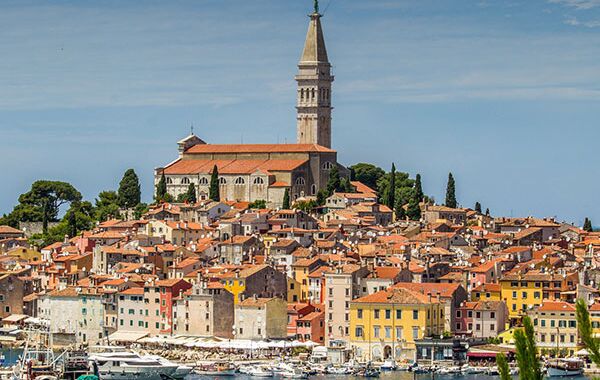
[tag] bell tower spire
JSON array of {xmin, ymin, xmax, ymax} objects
[{"xmin": 296, "ymin": 1, "xmax": 333, "ymax": 148}]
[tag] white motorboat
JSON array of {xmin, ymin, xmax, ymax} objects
[
  {"xmin": 326, "ymin": 365, "xmax": 353, "ymax": 375},
  {"xmin": 380, "ymin": 360, "xmax": 397, "ymax": 371},
  {"xmin": 88, "ymin": 351, "xmax": 178, "ymax": 380},
  {"xmin": 247, "ymin": 365, "xmax": 274, "ymax": 377},
  {"xmin": 194, "ymin": 361, "xmax": 237, "ymax": 376},
  {"xmin": 547, "ymin": 358, "xmax": 584, "ymax": 377},
  {"xmin": 280, "ymin": 367, "xmax": 308, "ymax": 379},
  {"xmin": 144, "ymin": 355, "xmax": 192, "ymax": 379},
  {"xmin": 460, "ymin": 364, "xmax": 487, "ymax": 374}
]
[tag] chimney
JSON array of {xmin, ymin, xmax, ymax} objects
[{"xmin": 428, "ymin": 292, "xmax": 432, "ymax": 303}]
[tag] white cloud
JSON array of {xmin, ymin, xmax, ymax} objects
[
  {"xmin": 549, "ymin": 0, "xmax": 600, "ymax": 10},
  {"xmin": 564, "ymin": 15, "xmax": 600, "ymax": 26}
]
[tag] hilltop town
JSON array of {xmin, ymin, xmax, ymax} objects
[{"xmin": 0, "ymin": 2, "xmax": 598, "ymax": 370}]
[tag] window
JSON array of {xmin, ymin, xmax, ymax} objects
[
  {"xmin": 166, "ymin": 177, "xmax": 173, "ymax": 184},
  {"xmin": 456, "ymin": 310, "xmax": 462, "ymax": 318},
  {"xmin": 311, "ymin": 184, "xmax": 317, "ymax": 195},
  {"xmin": 181, "ymin": 177, "xmax": 190, "ymax": 184},
  {"xmin": 355, "ymin": 327, "xmax": 363, "ymax": 337},
  {"xmin": 373, "ymin": 326, "xmax": 380, "ymax": 338},
  {"xmin": 413, "ymin": 310, "xmax": 419, "ymax": 320},
  {"xmin": 385, "ymin": 326, "xmax": 392, "ymax": 338},
  {"xmin": 396, "ymin": 310, "xmax": 402, "ymax": 319},
  {"xmin": 295, "ymin": 177, "xmax": 306, "ymax": 186},
  {"xmin": 199, "ymin": 177, "xmax": 209, "ymax": 185},
  {"xmin": 385, "ymin": 309, "xmax": 391, "ymax": 319},
  {"xmin": 322, "ymin": 162, "xmax": 334, "ymax": 170},
  {"xmin": 412, "ymin": 327, "xmax": 419, "ymax": 340},
  {"xmin": 456, "ymin": 322, "xmax": 461, "ymax": 330},
  {"xmin": 374, "ymin": 309, "xmax": 380, "ymax": 319},
  {"xmin": 490, "ymin": 312, "xmax": 495, "ymax": 318},
  {"xmin": 219, "ymin": 177, "xmax": 227, "ymax": 185},
  {"xmin": 396, "ymin": 327, "xmax": 403, "ymax": 339},
  {"xmin": 357, "ymin": 309, "xmax": 363, "ymax": 319},
  {"xmin": 253, "ymin": 177, "xmax": 265, "ymax": 185},
  {"xmin": 234, "ymin": 177, "xmax": 245, "ymax": 185}
]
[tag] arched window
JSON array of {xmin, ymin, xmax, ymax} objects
[
  {"xmin": 199, "ymin": 177, "xmax": 209, "ymax": 186},
  {"xmin": 166, "ymin": 177, "xmax": 173, "ymax": 185},
  {"xmin": 300, "ymin": 89, "xmax": 304, "ymax": 100},
  {"xmin": 253, "ymin": 177, "xmax": 265, "ymax": 185},
  {"xmin": 322, "ymin": 162, "xmax": 334, "ymax": 170},
  {"xmin": 311, "ymin": 88, "xmax": 315, "ymax": 99},
  {"xmin": 234, "ymin": 177, "xmax": 245, "ymax": 185},
  {"xmin": 311, "ymin": 184, "xmax": 317, "ymax": 195},
  {"xmin": 181, "ymin": 177, "xmax": 190, "ymax": 185},
  {"xmin": 295, "ymin": 177, "xmax": 306, "ymax": 186},
  {"xmin": 219, "ymin": 177, "xmax": 227, "ymax": 185}
]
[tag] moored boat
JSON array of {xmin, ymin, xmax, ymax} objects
[{"xmin": 547, "ymin": 358, "xmax": 584, "ymax": 377}]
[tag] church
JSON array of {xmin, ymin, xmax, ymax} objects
[{"xmin": 155, "ymin": 4, "xmax": 345, "ymax": 207}]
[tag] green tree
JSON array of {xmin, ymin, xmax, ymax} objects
[
  {"xmin": 177, "ymin": 183, "xmax": 197, "ymax": 204},
  {"xmin": 282, "ymin": 188, "xmax": 291, "ymax": 209},
  {"xmin": 117, "ymin": 169, "xmax": 141, "ymax": 208},
  {"xmin": 348, "ymin": 163, "xmax": 385, "ymax": 190},
  {"xmin": 316, "ymin": 189, "xmax": 328, "ymax": 206},
  {"xmin": 584, "ymin": 217, "xmax": 594, "ymax": 232},
  {"xmin": 384, "ymin": 164, "xmax": 396, "ymax": 209},
  {"xmin": 496, "ymin": 353, "xmax": 512, "ymax": 380},
  {"xmin": 35, "ymin": 201, "xmax": 95, "ymax": 245},
  {"xmin": 475, "ymin": 201, "xmax": 482, "ymax": 213},
  {"xmin": 445, "ymin": 172, "xmax": 457, "ymax": 208},
  {"xmin": 94, "ymin": 191, "xmax": 121, "ymax": 221},
  {"xmin": 395, "ymin": 200, "xmax": 406, "ymax": 221},
  {"xmin": 209, "ymin": 165, "xmax": 220, "ymax": 201},
  {"xmin": 133, "ymin": 203, "xmax": 149, "ymax": 219},
  {"xmin": 576, "ymin": 298, "xmax": 600, "ymax": 366},
  {"xmin": 414, "ymin": 173, "xmax": 424, "ymax": 202},
  {"xmin": 156, "ymin": 171, "xmax": 167, "ymax": 202},
  {"xmin": 406, "ymin": 190, "xmax": 421, "ymax": 221},
  {"xmin": 249, "ymin": 200, "xmax": 267, "ymax": 209},
  {"xmin": 513, "ymin": 316, "xmax": 542, "ymax": 380},
  {"xmin": 485, "ymin": 208, "xmax": 490, "ymax": 216},
  {"xmin": 294, "ymin": 199, "xmax": 317, "ymax": 213},
  {"xmin": 339, "ymin": 177, "xmax": 354, "ymax": 193},
  {"xmin": 326, "ymin": 165, "xmax": 341, "ymax": 196},
  {"xmin": 10, "ymin": 180, "xmax": 82, "ymax": 223}
]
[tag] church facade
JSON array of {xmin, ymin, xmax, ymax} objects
[{"xmin": 155, "ymin": 6, "xmax": 344, "ymax": 207}]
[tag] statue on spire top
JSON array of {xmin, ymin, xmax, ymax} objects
[{"xmin": 314, "ymin": 0, "xmax": 319, "ymax": 14}]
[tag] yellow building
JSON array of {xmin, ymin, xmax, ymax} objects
[
  {"xmin": 499, "ymin": 270, "xmax": 578, "ymax": 321},
  {"xmin": 291, "ymin": 257, "xmax": 324, "ymax": 301},
  {"xmin": 528, "ymin": 301, "xmax": 579, "ymax": 356},
  {"xmin": 287, "ymin": 276, "xmax": 302, "ymax": 303},
  {"xmin": 589, "ymin": 303, "xmax": 600, "ymax": 338},
  {"xmin": 471, "ymin": 283, "xmax": 502, "ymax": 302},
  {"xmin": 349, "ymin": 287, "xmax": 444, "ymax": 361}
]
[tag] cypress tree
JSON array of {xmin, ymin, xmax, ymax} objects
[
  {"xmin": 445, "ymin": 172, "xmax": 457, "ymax": 208},
  {"xmin": 513, "ymin": 316, "xmax": 542, "ymax": 380},
  {"xmin": 282, "ymin": 188, "xmax": 291, "ymax": 209},
  {"xmin": 407, "ymin": 190, "xmax": 421, "ymax": 221},
  {"xmin": 385, "ymin": 163, "xmax": 396, "ymax": 209},
  {"xmin": 186, "ymin": 183, "xmax": 197, "ymax": 204},
  {"xmin": 495, "ymin": 353, "xmax": 512, "ymax": 380},
  {"xmin": 209, "ymin": 165, "xmax": 220, "ymax": 201},
  {"xmin": 485, "ymin": 208, "xmax": 490, "ymax": 216},
  {"xmin": 576, "ymin": 298, "xmax": 600, "ymax": 366},
  {"xmin": 395, "ymin": 200, "xmax": 406, "ymax": 221},
  {"xmin": 475, "ymin": 202, "xmax": 482, "ymax": 213},
  {"xmin": 118, "ymin": 169, "xmax": 141, "ymax": 208},
  {"xmin": 414, "ymin": 173, "xmax": 424, "ymax": 202},
  {"xmin": 156, "ymin": 171, "xmax": 167, "ymax": 202},
  {"xmin": 42, "ymin": 199, "xmax": 48, "ymax": 234},
  {"xmin": 68, "ymin": 208, "xmax": 77, "ymax": 238},
  {"xmin": 584, "ymin": 217, "xmax": 594, "ymax": 232},
  {"xmin": 326, "ymin": 165, "xmax": 341, "ymax": 196}
]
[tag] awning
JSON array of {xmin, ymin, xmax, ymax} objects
[
  {"xmin": 2, "ymin": 314, "xmax": 28, "ymax": 323},
  {"xmin": 467, "ymin": 351, "xmax": 500, "ymax": 358},
  {"xmin": 108, "ymin": 331, "xmax": 148, "ymax": 343}
]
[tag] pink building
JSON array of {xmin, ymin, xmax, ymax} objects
[
  {"xmin": 287, "ymin": 302, "xmax": 316, "ymax": 338},
  {"xmin": 296, "ymin": 310, "xmax": 325, "ymax": 344},
  {"xmin": 455, "ymin": 300, "xmax": 508, "ymax": 338},
  {"xmin": 468, "ymin": 260, "xmax": 500, "ymax": 290}
]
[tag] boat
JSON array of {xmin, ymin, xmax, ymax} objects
[
  {"xmin": 144, "ymin": 355, "xmax": 192, "ymax": 379},
  {"xmin": 246, "ymin": 365, "xmax": 274, "ymax": 378},
  {"xmin": 380, "ymin": 360, "xmax": 397, "ymax": 371},
  {"xmin": 356, "ymin": 363, "xmax": 380, "ymax": 378},
  {"xmin": 460, "ymin": 364, "xmax": 487, "ymax": 374},
  {"xmin": 547, "ymin": 358, "xmax": 584, "ymax": 377},
  {"xmin": 88, "ymin": 350, "xmax": 179, "ymax": 380},
  {"xmin": 280, "ymin": 367, "xmax": 308, "ymax": 379},
  {"xmin": 437, "ymin": 366, "xmax": 461, "ymax": 375},
  {"xmin": 412, "ymin": 365, "xmax": 431, "ymax": 374},
  {"xmin": 11, "ymin": 324, "xmax": 62, "ymax": 380},
  {"xmin": 194, "ymin": 361, "xmax": 236, "ymax": 376},
  {"xmin": 486, "ymin": 366, "xmax": 500, "ymax": 375},
  {"xmin": 325, "ymin": 365, "xmax": 353, "ymax": 375}
]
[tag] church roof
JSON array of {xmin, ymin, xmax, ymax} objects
[
  {"xmin": 164, "ymin": 158, "xmax": 309, "ymax": 175},
  {"xmin": 300, "ymin": 12, "xmax": 329, "ymax": 64},
  {"xmin": 186, "ymin": 143, "xmax": 334, "ymax": 154}
]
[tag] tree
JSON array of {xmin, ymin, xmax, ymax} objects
[
  {"xmin": 348, "ymin": 163, "xmax": 385, "ymax": 190},
  {"xmin": 475, "ymin": 202, "xmax": 482, "ymax": 214},
  {"xmin": 34, "ymin": 200, "xmax": 95, "ymax": 246},
  {"xmin": 209, "ymin": 165, "xmax": 220, "ymax": 201},
  {"xmin": 445, "ymin": 172, "xmax": 457, "ymax": 208},
  {"xmin": 406, "ymin": 190, "xmax": 421, "ymax": 221},
  {"xmin": 133, "ymin": 203, "xmax": 149, "ymax": 219},
  {"xmin": 414, "ymin": 173, "xmax": 424, "ymax": 202},
  {"xmin": 156, "ymin": 171, "xmax": 167, "ymax": 202},
  {"xmin": 178, "ymin": 183, "xmax": 197, "ymax": 204},
  {"xmin": 249, "ymin": 200, "xmax": 267, "ymax": 209},
  {"xmin": 117, "ymin": 169, "xmax": 141, "ymax": 208},
  {"xmin": 94, "ymin": 191, "xmax": 120, "ymax": 221},
  {"xmin": 339, "ymin": 177, "xmax": 354, "ymax": 193},
  {"xmin": 513, "ymin": 316, "xmax": 542, "ymax": 380},
  {"xmin": 576, "ymin": 298, "xmax": 600, "ymax": 366},
  {"xmin": 485, "ymin": 208, "xmax": 490, "ymax": 216},
  {"xmin": 316, "ymin": 189, "xmax": 328, "ymax": 206},
  {"xmin": 385, "ymin": 164, "xmax": 396, "ymax": 209},
  {"xmin": 294, "ymin": 199, "xmax": 317, "ymax": 213},
  {"xmin": 584, "ymin": 217, "xmax": 594, "ymax": 232},
  {"xmin": 282, "ymin": 188, "xmax": 291, "ymax": 209},
  {"xmin": 326, "ymin": 165, "xmax": 341, "ymax": 196},
  {"xmin": 395, "ymin": 200, "xmax": 406, "ymax": 221},
  {"xmin": 10, "ymin": 180, "xmax": 82, "ymax": 223},
  {"xmin": 496, "ymin": 353, "xmax": 512, "ymax": 380}
]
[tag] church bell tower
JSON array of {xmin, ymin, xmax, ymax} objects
[{"xmin": 296, "ymin": 1, "xmax": 333, "ymax": 148}]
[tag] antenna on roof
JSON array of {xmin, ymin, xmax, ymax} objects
[{"xmin": 190, "ymin": 123, "xmax": 194, "ymax": 135}]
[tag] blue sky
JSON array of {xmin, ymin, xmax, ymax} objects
[{"xmin": 1, "ymin": 0, "xmax": 599, "ymax": 225}]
